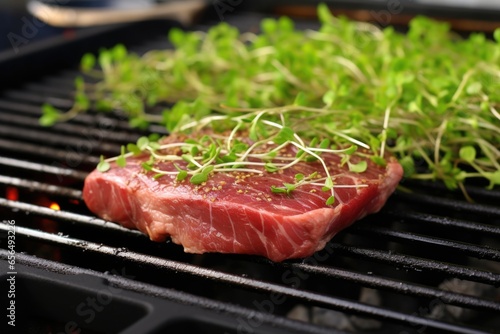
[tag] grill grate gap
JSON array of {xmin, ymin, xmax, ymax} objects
[{"xmin": 0, "ymin": 222, "xmax": 493, "ymax": 334}]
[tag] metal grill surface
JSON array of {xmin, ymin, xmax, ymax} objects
[{"xmin": 0, "ymin": 13, "xmax": 499, "ymax": 334}]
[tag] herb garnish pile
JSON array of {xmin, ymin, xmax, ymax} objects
[{"xmin": 42, "ymin": 4, "xmax": 500, "ymax": 196}]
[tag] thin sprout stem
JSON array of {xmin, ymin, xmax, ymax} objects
[
  {"xmin": 414, "ymin": 144, "xmax": 435, "ymax": 169},
  {"xmin": 237, "ymin": 139, "xmax": 284, "ymax": 162},
  {"xmin": 289, "ymin": 141, "xmax": 335, "ymax": 197},
  {"xmin": 380, "ymin": 104, "xmax": 393, "ymax": 157},
  {"xmin": 331, "ymin": 56, "xmax": 368, "ymax": 83},
  {"xmin": 278, "ymin": 149, "xmax": 306, "ymax": 170},
  {"xmin": 476, "ymin": 141, "xmax": 500, "ymax": 170},
  {"xmin": 490, "ymin": 105, "xmax": 500, "ymax": 121},
  {"xmin": 185, "ymin": 156, "xmax": 203, "ymax": 169},
  {"xmin": 214, "ymin": 161, "xmax": 287, "ymax": 169},
  {"xmin": 227, "ymin": 121, "xmax": 244, "ymax": 153},
  {"xmin": 310, "ymin": 183, "xmax": 368, "ymax": 188},
  {"xmin": 149, "ymin": 152, "xmax": 184, "ymax": 161},
  {"xmin": 150, "ymin": 168, "xmax": 178, "ymax": 176},
  {"xmin": 451, "ymin": 69, "xmax": 475, "ymax": 103},
  {"xmin": 105, "ymin": 152, "xmax": 134, "ymax": 162},
  {"xmin": 326, "ymin": 128, "xmax": 370, "ymax": 150},
  {"xmin": 434, "ymin": 119, "xmax": 448, "ymax": 169},
  {"xmin": 213, "ymin": 167, "xmax": 263, "ymax": 174},
  {"xmin": 180, "ymin": 115, "xmax": 229, "ymax": 131},
  {"xmin": 260, "ymin": 118, "xmax": 308, "ymax": 148},
  {"xmin": 468, "ymin": 160, "xmax": 491, "ymax": 180}
]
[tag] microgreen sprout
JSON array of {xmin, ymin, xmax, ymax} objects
[
  {"xmin": 97, "ymin": 155, "xmax": 110, "ymax": 173},
  {"xmin": 97, "ymin": 105, "xmax": 374, "ymax": 205},
  {"xmin": 47, "ymin": 4, "xmax": 500, "ymax": 194}
]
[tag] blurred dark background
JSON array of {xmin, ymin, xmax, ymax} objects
[
  {"xmin": 1, "ymin": 0, "xmax": 499, "ymax": 56},
  {"xmin": 0, "ymin": 0, "xmax": 57, "ymax": 52},
  {"xmin": 0, "ymin": 0, "xmax": 155, "ymax": 53}
]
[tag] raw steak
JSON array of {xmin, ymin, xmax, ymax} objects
[{"xmin": 83, "ymin": 133, "xmax": 403, "ymax": 262}]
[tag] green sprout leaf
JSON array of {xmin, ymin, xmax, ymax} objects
[
  {"xmin": 488, "ymin": 170, "xmax": 500, "ymax": 189},
  {"xmin": 400, "ymin": 156, "xmax": 415, "ymax": 177},
  {"xmin": 111, "ymin": 44, "xmax": 127, "ymax": 61},
  {"xmin": 320, "ymin": 139, "xmax": 330, "ymax": 149},
  {"xmin": 190, "ymin": 173, "xmax": 208, "ymax": 185},
  {"xmin": 317, "ymin": 3, "xmax": 334, "ymax": 24},
  {"xmin": 294, "ymin": 92, "xmax": 307, "ymax": 106},
  {"xmin": 40, "ymin": 104, "xmax": 62, "ymax": 126},
  {"xmin": 348, "ymin": 161, "xmax": 368, "ymax": 173},
  {"xmin": 127, "ymin": 143, "xmax": 141, "ymax": 155},
  {"xmin": 116, "ymin": 146, "xmax": 127, "ymax": 168},
  {"xmin": 466, "ymin": 82, "xmax": 482, "ymax": 95},
  {"xmin": 149, "ymin": 142, "xmax": 161, "ymax": 150},
  {"xmin": 190, "ymin": 165, "xmax": 214, "ymax": 185},
  {"xmin": 274, "ymin": 127, "xmax": 295, "ymax": 145},
  {"xmin": 137, "ymin": 137, "xmax": 150, "ymax": 151},
  {"xmin": 265, "ymin": 162, "xmax": 279, "ymax": 172},
  {"xmin": 494, "ymin": 28, "xmax": 500, "ymax": 43},
  {"xmin": 80, "ymin": 53, "xmax": 96, "ymax": 72},
  {"xmin": 295, "ymin": 173, "xmax": 304, "ymax": 182},
  {"xmin": 97, "ymin": 155, "xmax": 110, "ymax": 173},
  {"xmin": 271, "ymin": 186, "xmax": 287, "ymax": 194},
  {"xmin": 370, "ymin": 156, "xmax": 387, "ymax": 167},
  {"xmin": 141, "ymin": 162, "xmax": 153, "ymax": 171},
  {"xmin": 322, "ymin": 90, "xmax": 335, "ymax": 107},
  {"xmin": 459, "ymin": 146, "xmax": 476, "ymax": 163},
  {"xmin": 283, "ymin": 183, "xmax": 296, "ymax": 193},
  {"xmin": 323, "ymin": 177, "xmax": 334, "ymax": 191},
  {"xmin": 271, "ymin": 182, "xmax": 297, "ymax": 195},
  {"xmin": 98, "ymin": 50, "xmax": 112, "ymax": 71},
  {"xmin": 176, "ymin": 170, "xmax": 188, "ymax": 182},
  {"xmin": 344, "ymin": 145, "xmax": 357, "ymax": 155}
]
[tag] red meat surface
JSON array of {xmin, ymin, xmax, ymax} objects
[{"xmin": 83, "ymin": 134, "xmax": 403, "ymax": 262}]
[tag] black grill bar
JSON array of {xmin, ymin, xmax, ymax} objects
[
  {"xmin": 332, "ymin": 244, "xmax": 500, "ymax": 286},
  {"xmin": 0, "ymin": 198, "xmax": 140, "ymax": 235},
  {"xmin": 386, "ymin": 210, "xmax": 500, "ymax": 236},
  {"xmin": 402, "ymin": 180, "xmax": 500, "ymax": 202},
  {"xmin": 0, "ymin": 176, "xmax": 82, "ymax": 199},
  {"xmin": 0, "ymin": 222, "xmax": 489, "ymax": 334},
  {"xmin": 0, "ymin": 99, "xmax": 57, "ymax": 116},
  {"xmin": 397, "ymin": 191, "xmax": 500, "ymax": 217},
  {"xmin": 0, "ymin": 98, "xmax": 164, "ymax": 135},
  {"xmin": 0, "ymin": 111, "xmax": 144, "ymax": 145},
  {"xmin": 354, "ymin": 225, "xmax": 500, "ymax": 261},
  {"xmin": 0, "ymin": 251, "xmax": 334, "ymax": 334},
  {"xmin": 3, "ymin": 188, "xmax": 499, "ymax": 287},
  {"xmin": 0, "ymin": 109, "xmax": 49, "ymax": 126},
  {"xmin": 4, "ymin": 184, "xmax": 498, "ymax": 276},
  {"xmin": 0, "ymin": 124, "xmax": 121, "ymax": 155},
  {"xmin": 0, "ymin": 138, "xmax": 100, "ymax": 165},
  {"xmin": 0, "ymin": 99, "xmax": 168, "ymax": 136},
  {"xmin": 41, "ymin": 69, "xmax": 85, "ymax": 85},
  {"xmin": 0, "ymin": 156, "xmax": 87, "ymax": 181},
  {"xmin": 2, "ymin": 90, "xmax": 74, "ymax": 109},
  {"xmin": 2, "ymin": 197, "xmax": 499, "ymax": 314},
  {"xmin": 288, "ymin": 263, "xmax": 500, "ymax": 313},
  {"xmin": 21, "ymin": 82, "xmax": 74, "ymax": 97}
]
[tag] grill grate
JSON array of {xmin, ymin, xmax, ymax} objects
[{"xmin": 1, "ymin": 13, "xmax": 500, "ymax": 334}]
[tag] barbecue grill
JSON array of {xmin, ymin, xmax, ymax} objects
[{"xmin": 1, "ymin": 3, "xmax": 500, "ymax": 334}]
